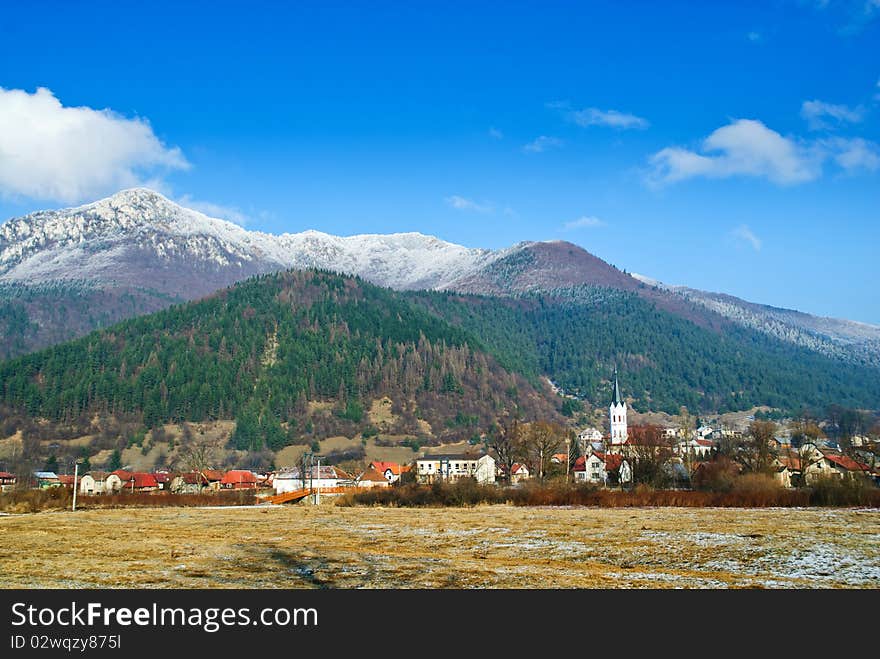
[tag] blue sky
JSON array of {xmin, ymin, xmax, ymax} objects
[{"xmin": 0, "ymin": 1, "xmax": 878, "ymax": 322}]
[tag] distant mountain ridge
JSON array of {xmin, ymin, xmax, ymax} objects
[{"xmin": 1, "ymin": 188, "xmax": 878, "ymax": 369}]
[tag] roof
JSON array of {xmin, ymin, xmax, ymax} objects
[
  {"xmin": 695, "ymin": 439, "xmax": 714, "ymax": 447},
  {"xmin": 152, "ymin": 472, "xmax": 171, "ymax": 483},
  {"xmin": 34, "ymin": 471, "xmax": 59, "ymax": 479},
  {"xmin": 57, "ymin": 475, "xmax": 76, "ymax": 486},
  {"xmin": 201, "ymin": 469, "xmax": 224, "ymax": 481},
  {"xmin": 511, "ymin": 463, "xmax": 529, "ymax": 474},
  {"xmin": 358, "ymin": 467, "xmax": 388, "ymax": 483},
  {"xmin": 130, "ymin": 472, "xmax": 158, "ymax": 488},
  {"xmin": 111, "ymin": 469, "xmax": 132, "ymax": 481},
  {"xmin": 573, "ymin": 453, "xmax": 624, "ymax": 472},
  {"xmin": 0, "ymin": 471, "xmax": 16, "ymax": 479},
  {"xmin": 551, "ymin": 453, "xmax": 568, "ymax": 463},
  {"xmin": 610, "ymin": 369, "xmax": 623, "ymax": 406},
  {"xmin": 221, "ymin": 470, "xmax": 258, "ymax": 485},
  {"xmin": 370, "ymin": 461, "xmax": 402, "ymax": 475},
  {"xmin": 822, "ymin": 452, "xmax": 868, "ymax": 472}
]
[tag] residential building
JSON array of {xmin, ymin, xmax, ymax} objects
[{"xmin": 415, "ymin": 453, "xmax": 496, "ymax": 484}]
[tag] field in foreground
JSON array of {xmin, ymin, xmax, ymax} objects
[{"xmin": 1, "ymin": 505, "xmax": 877, "ymax": 588}]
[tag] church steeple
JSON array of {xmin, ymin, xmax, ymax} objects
[
  {"xmin": 609, "ymin": 367, "xmax": 628, "ymax": 445},
  {"xmin": 611, "ymin": 368, "xmax": 623, "ymax": 406}
]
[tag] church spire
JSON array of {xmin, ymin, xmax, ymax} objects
[{"xmin": 611, "ymin": 368, "xmax": 623, "ymax": 406}]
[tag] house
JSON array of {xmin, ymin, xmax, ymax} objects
[
  {"xmin": 798, "ymin": 445, "xmax": 869, "ymax": 484},
  {"xmin": 573, "ymin": 453, "xmax": 628, "ymax": 485},
  {"xmin": 220, "ymin": 470, "xmax": 258, "ymax": 490},
  {"xmin": 79, "ymin": 472, "xmax": 108, "ymax": 495},
  {"xmin": 676, "ymin": 438, "xmax": 714, "ymax": 459},
  {"xmin": 369, "ymin": 461, "xmax": 404, "ymax": 484},
  {"xmin": 696, "ymin": 425, "xmax": 714, "ymax": 439},
  {"xmin": 107, "ymin": 470, "xmax": 131, "ymax": 492},
  {"xmin": 415, "ymin": 453, "xmax": 496, "ymax": 484},
  {"xmin": 170, "ymin": 471, "xmax": 213, "ymax": 494},
  {"xmin": 272, "ymin": 466, "xmax": 350, "ymax": 493},
  {"xmin": 356, "ymin": 467, "xmax": 391, "ymax": 488},
  {"xmin": 578, "ymin": 427, "xmax": 603, "ymax": 443},
  {"xmin": 550, "ymin": 453, "xmax": 569, "ymax": 465},
  {"xmin": 33, "ymin": 471, "xmax": 60, "ymax": 488},
  {"xmin": 114, "ymin": 472, "xmax": 159, "ymax": 492},
  {"xmin": 152, "ymin": 471, "xmax": 172, "ymax": 490},
  {"xmin": 0, "ymin": 471, "xmax": 16, "ymax": 492},
  {"xmin": 509, "ymin": 463, "xmax": 531, "ymax": 484},
  {"xmin": 57, "ymin": 474, "xmax": 77, "ymax": 489}
]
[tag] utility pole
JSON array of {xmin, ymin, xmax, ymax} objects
[
  {"xmin": 71, "ymin": 462, "xmax": 79, "ymax": 512},
  {"xmin": 315, "ymin": 457, "xmax": 321, "ymax": 506}
]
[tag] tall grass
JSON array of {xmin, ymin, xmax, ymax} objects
[
  {"xmin": 0, "ymin": 489, "xmax": 256, "ymax": 513},
  {"xmin": 337, "ymin": 477, "xmax": 880, "ymax": 508}
]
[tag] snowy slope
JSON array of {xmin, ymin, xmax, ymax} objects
[{"xmin": 0, "ymin": 188, "xmax": 499, "ymax": 293}]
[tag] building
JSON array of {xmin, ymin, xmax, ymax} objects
[
  {"xmin": 369, "ymin": 461, "xmax": 405, "ymax": 484},
  {"xmin": 415, "ymin": 453, "xmax": 496, "ymax": 484},
  {"xmin": 33, "ymin": 471, "xmax": 60, "ymax": 488},
  {"xmin": 273, "ymin": 465, "xmax": 350, "ymax": 493},
  {"xmin": 220, "ymin": 470, "xmax": 258, "ymax": 490},
  {"xmin": 356, "ymin": 467, "xmax": 391, "ymax": 488},
  {"xmin": 609, "ymin": 369, "xmax": 628, "ymax": 445},
  {"xmin": 509, "ymin": 463, "xmax": 531, "ymax": 484},
  {"xmin": 573, "ymin": 452, "xmax": 630, "ymax": 485},
  {"xmin": 0, "ymin": 471, "xmax": 16, "ymax": 492},
  {"xmin": 578, "ymin": 427, "xmax": 603, "ymax": 443}
]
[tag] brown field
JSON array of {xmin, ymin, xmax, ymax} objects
[{"xmin": 1, "ymin": 505, "xmax": 877, "ymax": 589}]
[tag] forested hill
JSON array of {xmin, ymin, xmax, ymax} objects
[
  {"xmin": 406, "ymin": 286, "xmax": 880, "ymax": 415},
  {"xmin": 0, "ymin": 270, "xmax": 559, "ymax": 449}
]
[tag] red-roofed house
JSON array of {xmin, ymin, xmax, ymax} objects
[
  {"xmin": 802, "ymin": 447, "xmax": 870, "ymax": 484},
  {"xmin": 510, "ymin": 463, "xmax": 531, "ymax": 484},
  {"xmin": 574, "ymin": 452, "xmax": 630, "ymax": 485},
  {"xmin": 221, "ymin": 470, "xmax": 258, "ymax": 489},
  {"xmin": 369, "ymin": 461, "xmax": 404, "ymax": 483},
  {"xmin": 0, "ymin": 471, "xmax": 16, "ymax": 492},
  {"xmin": 357, "ymin": 467, "xmax": 391, "ymax": 488},
  {"xmin": 57, "ymin": 474, "xmax": 76, "ymax": 488}
]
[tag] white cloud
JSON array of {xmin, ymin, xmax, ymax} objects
[
  {"xmin": 523, "ymin": 136, "xmax": 563, "ymax": 153},
  {"xmin": 569, "ymin": 107, "xmax": 649, "ymax": 130},
  {"xmin": 801, "ymin": 99, "xmax": 864, "ymax": 129},
  {"xmin": 747, "ymin": 31, "xmax": 763, "ymax": 42},
  {"xmin": 563, "ymin": 216, "xmax": 605, "ymax": 230},
  {"xmin": 177, "ymin": 195, "xmax": 251, "ymax": 226},
  {"xmin": 731, "ymin": 224, "xmax": 762, "ymax": 251},
  {"xmin": 445, "ymin": 195, "xmax": 493, "ymax": 213},
  {"xmin": 488, "ymin": 127, "xmax": 504, "ymax": 139},
  {"xmin": 822, "ymin": 137, "xmax": 880, "ymax": 172},
  {"xmin": 647, "ymin": 119, "xmax": 820, "ymax": 186},
  {"xmin": 0, "ymin": 87, "xmax": 188, "ymax": 203}
]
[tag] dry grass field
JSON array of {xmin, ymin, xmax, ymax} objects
[{"xmin": 1, "ymin": 505, "xmax": 877, "ymax": 589}]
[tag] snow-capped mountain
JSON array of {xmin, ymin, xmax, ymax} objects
[
  {"xmin": 0, "ymin": 188, "xmax": 503, "ymax": 297},
  {"xmin": 1, "ymin": 188, "xmax": 878, "ymax": 367},
  {"xmin": 632, "ymin": 273, "xmax": 880, "ymax": 368}
]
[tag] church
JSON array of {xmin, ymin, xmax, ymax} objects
[{"xmin": 609, "ymin": 369, "xmax": 628, "ymax": 445}]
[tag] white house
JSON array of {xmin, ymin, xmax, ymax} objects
[
  {"xmin": 578, "ymin": 427, "xmax": 603, "ymax": 443},
  {"xmin": 416, "ymin": 453, "xmax": 496, "ymax": 484},
  {"xmin": 509, "ymin": 463, "xmax": 531, "ymax": 484},
  {"xmin": 574, "ymin": 452, "xmax": 629, "ymax": 486},
  {"xmin": 79, "ymin": 472, "xmax": 108, "ymax": 495},
  {"xmin": 273, "ymin": 466, "xmax": 350, "ymax": 493}
]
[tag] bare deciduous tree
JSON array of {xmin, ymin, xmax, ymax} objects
[{"xmin": 523, "ymin": 421, "xmax": 566, "ymax": 482}]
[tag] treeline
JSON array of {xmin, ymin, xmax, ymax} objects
[{"xmin": 407, "ymin": 286, "xmax": 880, "ymax": 414}]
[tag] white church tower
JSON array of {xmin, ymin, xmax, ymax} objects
[{"xmin": 609, "ymin": 369, "xmax": 628, "ymax": 445}]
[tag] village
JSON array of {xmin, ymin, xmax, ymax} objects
[{"xmin": 2, "ymin": 372, "xmax": 878, "ymax": 503}]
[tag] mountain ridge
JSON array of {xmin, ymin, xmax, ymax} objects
[{"xmin": 1, "ymin": 188, "xmax": 878, "ymax": 368}]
